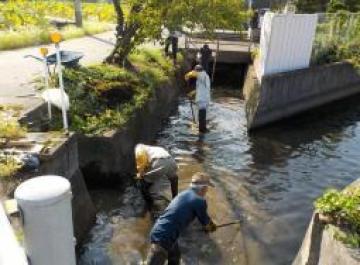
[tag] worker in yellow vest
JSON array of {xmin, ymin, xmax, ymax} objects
[
  {"xmin": 185, "ymin": 65, "xmax": 211, "ymax": 133},
  {"xmin": 135, "ymin": 143, "xmax": 178, "ymax": 220}
]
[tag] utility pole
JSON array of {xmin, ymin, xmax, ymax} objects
[{"xmin": 74, "ymin": 0, "xmax": 83, "ymax": 27}]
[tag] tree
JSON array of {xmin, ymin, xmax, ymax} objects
[
  {"xmin": 106, "ymin": 0, "xmax": 250, "ymax": 65},
  {"xmin": 327, "ymin": 0, "xmax": 360, "ymax": 12},
  {"xmin": 296, "ymin": 0, "xmax": 330, "ymax": 13},
  {"xmin": 74, "ymin": 0, "xmax": 83, "ymax": 27}
]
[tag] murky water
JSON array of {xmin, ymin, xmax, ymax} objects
[{"xmin": 80, "ymin": 89, "xmax": 360, "ymax": 265}]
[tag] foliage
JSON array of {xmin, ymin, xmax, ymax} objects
[
  {"xmin": 327, "ymin": 0, "xmax": 360, "ymax": 13},
  {"xmin": 312, "ymin": 12, "xmax": 360, "ymax": 69},
  {"xmin": 0, "ymin": 0, "xmax": 115, "ymax": 31},
  {"xmin": 58, "ymin": 49, "xmax": 173, "ymax": 135},
  {"xmin": 334, "ymin": 229, "xmax": 360, "ymax": 248},
  {"xmin": 0, "ymin": 0, "xmax": 115, "ymax": 50},
  {"xmin": 315, "ymin": 187, "xmax": 360, "ymax": 247},
  {"xmin": 107, "ymin": 0, "xmax": 250, "ymax": 63},
  {"xmin": 0, "ymin": 156, "xmax": 21, "ymax": 178},
  {"xmin": 295, "ymin": 0, "xmax": 330, "ymax": 13},
  {"xmin": 296, "ymin": 0, "xmax": 360, "ymax": 13},
  {"xmin": 0, "ymin": 116, "xmax": 26, "ymax": 140},
  {"xmin": 129, "ymin": 48, "xmax": 176, "ymax": 86},
  {"xmin": 0, "ymin": 22, "xmax": 113, "ymax": 51}
]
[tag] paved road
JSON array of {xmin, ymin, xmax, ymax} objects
[{"xmin": 0, "ymin": 31, "xmax": 116, "ymax": 110}]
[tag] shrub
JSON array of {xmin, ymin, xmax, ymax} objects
[
  {"xmin": 315, "ymin": 187, "xmax": 360, "ymax": 247},
  {"xmin": 312, "ymin": 12, "xmax": 360, "ymax": 69},
  {"xmin": 50, "ymin": 49, "xmax": 176, "ymax": 135}
]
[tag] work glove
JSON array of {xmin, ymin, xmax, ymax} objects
[{"xmin": 204, "ymin": 220, "xmax": 217, "ymax": 233}]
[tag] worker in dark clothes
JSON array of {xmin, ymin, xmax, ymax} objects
[
  {"xmin": 135, "ymin": 144, "xmax": 178, "ymax": 220},
  {"xmin": 199, "ymin": 44, "xmax": 212, "ymax": 74},
  {"xmin": 165, "ymin": 31, "xmax": 180, "ymax": 63},
  {"xmin": 146, "ymin": 172, "xmax": 217, "ymax": 265}
]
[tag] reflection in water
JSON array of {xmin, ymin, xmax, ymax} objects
[{"xmin": 80, "ymin": 90, "xmax": 360, "ymax": 265}]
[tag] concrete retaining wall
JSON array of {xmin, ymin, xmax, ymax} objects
[
  {"xmin": 78, "ymin": 73, "xmax": 184, "ymax": 186},
  {"xmin": 292, "ymin": 180, "xmax": 360, "ymax": 265},
  {"xmin": 245, "ymin": 62, "xmax": 360, "ymax": 130},
  {"xmin": 3, "ymin": 134, "xmax": 97, "ymax": 244},
  {"xmin": 37, "ymin": 134, "xmax": 96, "ymax": 243}
]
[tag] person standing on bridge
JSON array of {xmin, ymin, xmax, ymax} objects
[
  {"xmin": 146, "ymin": 172, "xmax": 217, "ymax": 265},
  {"xmin": 135, "ymin": 143, "xmax": 179, "ymax": 220},
  {"xmin": 185, "ymin": 64, "xmax": 211, "ymax": 133},
  {"xmin": 165, "ymin": 31, "xmax": 181, "ymax": 63},
  {"xmin": 199, "ymin": 44, "xmax": 213, "ymax": 74}
]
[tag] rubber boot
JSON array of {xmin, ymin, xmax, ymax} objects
[{"xmin": 198, "ymin": 108, "xmax": 207, "ymax": 133}]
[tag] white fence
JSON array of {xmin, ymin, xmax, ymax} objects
[{"xmin": 258, "ymin": 12, "xmax": 318, "ymax": 78}]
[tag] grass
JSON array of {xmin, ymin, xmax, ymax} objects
[
  {"xmin": 0, "ymin": 22, "xmax": 114, "ymax": 51},
  {"xmin": 0, "ymin": 116, "xmax": 27, "ymax": 141},
  {"xmin": 50, "ymin": 48, "xmax": 178, "ymax": 136},
  {"xmin": 0, "ymin": 156, "xmax": 21, "ymax": 179}
]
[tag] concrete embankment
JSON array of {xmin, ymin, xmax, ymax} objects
[
  {"xmin": 1, "ymin": 133, "xmax": 96, "ymax": 244},
  {"xmin": 78, "ymin": 69, "xmax": 186, "ymax": 186},
  {"xmin": 30, "ymin": 134, "xmax": 95, "ymax": 243},
  {"xmin": 244, "ymin": 62, "xmax": 360, "ymax": 130},
  {"xmin": 292, "ymin": 180, "xmax": 360, "ymax": 265}
]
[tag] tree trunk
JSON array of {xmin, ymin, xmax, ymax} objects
[
  {"xmin": 74, "ymin": 0, "xmax": 82, "ymax": 27},
  {"xmin": 105, "ymin": 1, "xmax": 141, "ymax": 65}
]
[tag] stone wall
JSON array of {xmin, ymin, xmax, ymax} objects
[
  {"xmin": 78, "ymin": 72, "xmax": 185, "ymax": 186},
  {"xmin": 245, "ymin": 62, "xmax": 360, "ymax": 130}
]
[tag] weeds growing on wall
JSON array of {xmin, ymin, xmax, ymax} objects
[
  {"xmin": 0, "ymin": 116, "xmax": 27, "ymax": 141},
  {"xmin": 55, "ymin": 49, "xmax": 177, "ymax": 136},
  {"xmin": 315, "ymin": 187, "xmax": 360, "ymax": 248},
  {"xmin": 0, "ymin": 156, "xmax": 21, "ymax": 178}
]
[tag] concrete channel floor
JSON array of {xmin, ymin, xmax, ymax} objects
[{"xmin": 0, "ymin": 31, "xmax": 116, "ymax": 113}]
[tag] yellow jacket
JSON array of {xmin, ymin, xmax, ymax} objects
[{"xmin": 184, "ymin": 70, "xmax": 198, "ymax": 81}]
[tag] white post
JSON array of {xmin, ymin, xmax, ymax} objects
[
  {"xmin": 14, "ymin": 176, "xmax": 76, "ymax": 265},
  {"xmin": 55, "ymin": 43, "xmax": 69, "ymax": 131},
  {"xmin": 0, "ymin": 204, "xmax": 28, "ymax": 265},
  {"xmin": 43, "ymin": 56, "xmax": 52, "ymax": 121}
]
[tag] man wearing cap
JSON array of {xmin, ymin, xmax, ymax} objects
[
  {"xmin": 184, "ymin": 65, "xmax": 211, "ymax": 133},
  {"xmin": 146, "ymin": 172, "xmax": 217, "ymax": 265},
  {"xmin": 135, "ymin": 143, "xmax": 178, "ymax": 220}
]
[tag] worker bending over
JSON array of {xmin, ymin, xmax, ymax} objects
[
  {"xmin": 146, "ymin": 172, "xmax": 217, "ymax": 265},
  {"xmin": 135, "ymin": 144, "xmax": 178, "ymax": 220},
  {"xmin": 185, "ymin": 65, "xmax": 211, "ymax": 133}
]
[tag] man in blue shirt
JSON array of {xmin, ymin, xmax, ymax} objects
[{"xmin": 146, "ymin": 172, "xmax": 217, "ymax": 265}]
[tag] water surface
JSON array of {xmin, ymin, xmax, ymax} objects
[{"xmin": 80, "ymin": 89, "xmax": 360, "ymax": 265}]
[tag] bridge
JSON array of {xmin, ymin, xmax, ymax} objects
[{"xmin": 182, "ymin": 31, "xmax": 253, "ymax": 65}]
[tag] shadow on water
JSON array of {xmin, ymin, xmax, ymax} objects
[{"xmin": 79, "ymin": 89, "xmax": 360, "ymax": 265}]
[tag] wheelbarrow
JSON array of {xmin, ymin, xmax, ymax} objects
[{"xmin": 25, "ymin": 50, "xmax": 84, "ymax": 68}]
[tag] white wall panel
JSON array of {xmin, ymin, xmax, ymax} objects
[{"xmin": 259, "ymin": 13, "xmax": 318, "ymax": 78}]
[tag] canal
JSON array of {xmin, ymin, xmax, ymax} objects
[{"xmin": 79, "ymin": 88, "xmax": 360, "ymax": 265}]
